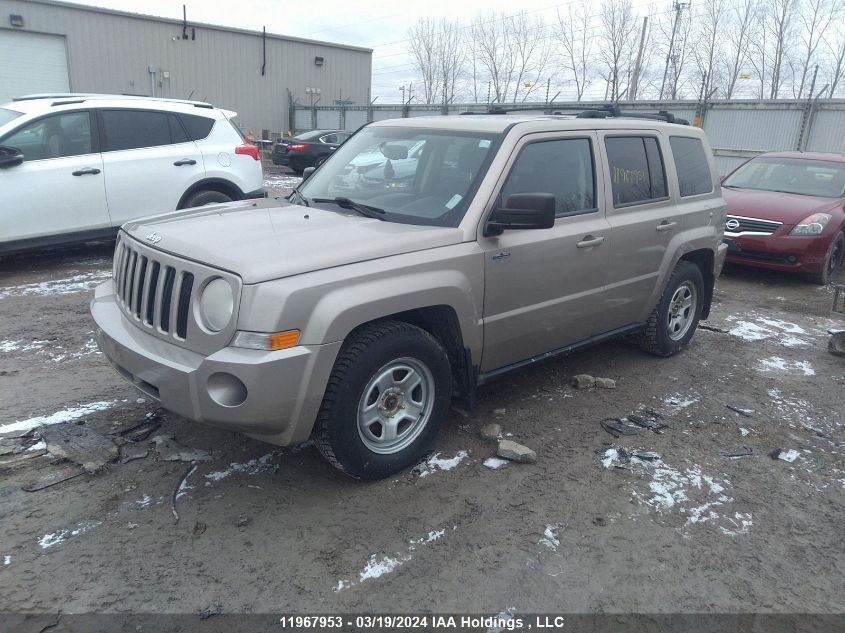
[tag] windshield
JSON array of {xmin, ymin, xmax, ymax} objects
[
  {"xmin": 298, "ymin": 126, "xmax": 501, "ymax": 227},
  {"xmin": 0, "ymin": 108, "xmax": 23, "ymax": 128},
  {"xmin": 294, "ymin": 130, "xmax": 328, "ymax": 141},
  {"xmin": 723, "ymin": 157, "xmax": 845, "ymax": 198}
]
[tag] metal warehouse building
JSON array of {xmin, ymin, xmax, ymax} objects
[{"xmin": 0, "ymin": 0, "xmax": 372, "ymax": 137}]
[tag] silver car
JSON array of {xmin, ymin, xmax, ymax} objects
[{"xmin": 91, "ymin": 112, "xmax": 727, "ymax": 479}]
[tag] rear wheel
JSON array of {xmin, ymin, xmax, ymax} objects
[
  {"xmin": 809, "ymin": 231, "xmax": 844, "ymax": 285},
  {"xmin": 634, "ymin": 261, "xmax": 704, "ymax": 357},
  {"xmin": 313, "ymin": 321, "xmax": 451, "ymax": 480},
  {"xmin": 183, "ymin": 189, "xmax": 233, "ymax": 208}
]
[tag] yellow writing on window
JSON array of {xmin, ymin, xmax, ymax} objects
[{"xmin": 612, "ymin": 166, "xmax": 647, "ymax": 186}]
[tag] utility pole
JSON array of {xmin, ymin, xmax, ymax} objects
[
  {"xmin": 660, "ymin": 1, "xmax": 688, "ymax": 100},
  {"xmin": 629, "ymin": 16, "xmax": 648, "ymax": 101}
]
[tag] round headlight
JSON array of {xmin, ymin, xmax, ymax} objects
[{"xmin": 199, "ymin": 278, "xmax": 234, "ymax": 332}]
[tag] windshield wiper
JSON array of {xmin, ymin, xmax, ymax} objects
[{"xmin": 311, "ymin": 197, "xmax": 386, "ymax": 220}]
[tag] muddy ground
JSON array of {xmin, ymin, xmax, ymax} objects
[{"xmin": 1, "ymin": 168, "xmax": 843, "ymax": 623}]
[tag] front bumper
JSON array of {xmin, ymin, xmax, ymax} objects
[
  {"xmin": 91, "ymin": 281, "xmax": 341, "ymax": 446},
  {"xmin": 724, "ymin": 232, "xmax": 830, "ymax": 273}
]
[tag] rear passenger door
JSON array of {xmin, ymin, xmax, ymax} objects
[
  {"xmin": 593, "ymin": 132, "xmax": 680, "ymax": 333},
  {"xmin": 480, "ymin": 132, "xmax": 609, "ymax": 372},
  {"xmin": 98, "ymin": 109, "xmax": 205, "ymax": 224}
]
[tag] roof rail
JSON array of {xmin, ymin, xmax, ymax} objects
[
  {"xmin": 14, "ymin": 93, "xmax": 214, "ymax": 108},
  {"xmin": 577, "ymin": 105, "xmax": 689, "ymax": 125}
]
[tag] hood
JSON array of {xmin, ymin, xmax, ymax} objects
[
  {"xmin": 123, "ymin": 198, "xmax": 463, "ymax": 284},
  {"xmin": 722, "ymin": 186, "xmax": 841, "ymax": 224}
]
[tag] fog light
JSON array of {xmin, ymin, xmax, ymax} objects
[
  {"xmin": 787, "ymin": 255, "xmax": 798, "ymax": 263},
  {"xmin": 207, "ymin": 372, "xmax": 247, "ymax": 407}
]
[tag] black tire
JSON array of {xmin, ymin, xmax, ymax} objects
[
  {"xmin": 313, "ymin": 320, "xmax": 451, "ymax": 480},
  {"xmin": 183, "ymin": 189, "xmax": 233, "ymax": 208},
  {"xmin": 634, "ymin": 260, "xmax": 705, "ymax": 357},
  {"xmin": 808, "ymin": 231, "xmax": 844, "ymax": 285}
]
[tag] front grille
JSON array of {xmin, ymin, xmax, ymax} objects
[
  {"xmin": 114, "ymin": 239, "xmax": 195, "ymax": 340},
  {"xmin": 725, "ymin": 215, "xmax": 782, "ymax": 235}
]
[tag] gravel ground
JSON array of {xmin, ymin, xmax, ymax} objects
[{"xmin": 0, "ymin": 183, "xmax": 843, "ymax": 620}]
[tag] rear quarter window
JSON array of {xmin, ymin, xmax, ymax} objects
[
  {"xmin": 670, "ymin": 136, "xmax": 713, "ymax": 196},
  {"xmin": 605, "ymin": 136, "xmax": 668, "ymax": 207},
  {"xmin": 179, "ymin": 114, "xmax": 215, "ymax": 141}
]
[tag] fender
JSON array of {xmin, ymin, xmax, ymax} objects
[{"xmin": 177, "ymin": 177, "xmax": 245, "ymax": 209}]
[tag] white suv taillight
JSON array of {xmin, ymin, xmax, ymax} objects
[{"xmin": 235, "ymin": 144, "xmax": 260, "ymax": 161}]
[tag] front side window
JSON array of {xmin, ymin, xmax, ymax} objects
[
  {"xmin": 298, "ymin": 126, "xmax": 500, "ymax": 227},
  {"xmin": 670, "ymin": 136, "xmax": 713, "ymax": 197},
  {"xmin": 0, "ymin": 111, "xmax": 92, "ymax": 161},
  {"xmin": 723, "ymin": 157, "xmax": 845, "ymax": 198},
  {"xmin": 100, "ymin": 110, "xmax": 172, "ymax": 152},
  {"xmin": 500, "ymin": 138, "xmax": 596, "ymax": 217},
  {"xmin": 605, "ymin": 136, "xmax": 668, "ymax": 206},
  {"xmin": 0, "ymin": 107, "xmax": 23, "ymax": 128}
]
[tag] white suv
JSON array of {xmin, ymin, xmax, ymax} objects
[{"xmin": 0, "ymin": 94, "xmax": 264, "ymax": 254}]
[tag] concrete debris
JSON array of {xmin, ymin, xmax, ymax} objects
[
  {"xmin": 21, "ymin": 465, "xmax": 86, "ymax": 492},
  {"xmin": 151, "ymin": 435, "xmax": 212, "ymax": 462},
  {"xmin": 0, "ymin": 448, "xmax": 47, "ymax": 470},
  {"xmin": 595, "ymin": 377, "xmax": 617, "ymax": 389},
  {"xmin": 480, "ymin": 423, "xmax": 502, "ymax": 440},
  {"xmin": 771, "ymin": 448, "xmax": 799, "ymax": 463},
  {"xmin": 601, "ymin": 418, "xmax": 639, "ymax": 438},
  {"xmin": 121, "ymin": 447, "xmax": 150, "ymax": 464},
  {"xmin": 41, "ymin": 423, "xmax": 118, "ymax": 474},
  {"xmin": 572, "ymin": 374, "xmax": 595, "ymax": 389},
  {"xmin": 497, "ymin": 439, "xmax": 537, "ymax": 463}
]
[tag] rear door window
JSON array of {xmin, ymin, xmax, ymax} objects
[
  {"xmin": 100, "ymin": 110, "xmax": 171, "ymax": 151},
  {"xmin": 501, "ymin": 137, "xmax": 596, "ymax": 217},
  {"xmin": 670, "ymin": 136, "xmax": 713, "ymax": 196},
  {"xmin": 605, "ymin": 136, "xmax": 668, "ymax": 206}
]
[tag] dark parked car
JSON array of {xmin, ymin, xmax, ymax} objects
[
  {"xmin": 721, "ymin": 151, "xmax": 845, "ymax": 284},
  {"xmin": 271, "ymin": 129, "xmax": 351, "ymax": 173}
]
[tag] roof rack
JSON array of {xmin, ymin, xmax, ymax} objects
[
  {"xmin": 465, "ymin": 103, "xmax": 689, "ymax": 125},
  {"xmin": 576, "ymin": 105, "xmax": 689, "ymax": 125},
  {"xmin": 14, "ymin": 93, "xmax": 214, "ymax": 109}
]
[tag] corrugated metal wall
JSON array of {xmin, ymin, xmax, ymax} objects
[
  {"xmin": 293, "ymin": 99, "xmax": 845, "ymax": 175},
  {"xmin": 0, "ymin": 0, "xmax": 372, "ymax": 134}
]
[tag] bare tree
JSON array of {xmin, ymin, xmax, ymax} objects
[
  {"xmin": 599, "ymin": 0, "xmax": 638, "ymax": 101},
  {"xmin": 766, "ymin": 0, "xmax": 798, "ymax": 98},
  {"xmin": 555, "ymin": 2, "xmax": 594, "ymax": 101},
  {"xmin": 508, "ymin": 11, "xmax": 551, "ymax": 102},
  {"xmin": 827, "ymin": 26, "xmax": 845, "ymax": 97},
  {"xmin": 407, "ymin": 18, "xmax": 439, "ymax": 104},
  {"xmin": 471, "ymin": 13, "xmax": 515, "ymax": 103},
  {"xmin": 692, "ymin": 0, "xmax": 729, "ymax": 97},
  {"xmin": 795, "ymin": 0, "xmax": 840, "ymax": 97},
  {"xmin": 723, "ymin": 0, "xmax": 758, "ymax": 98},
  {"xmin": 436, "ymin": 19, "xmax": 465, "ymax": 106},
  {"xmin": 660, "ymin": 7, "xmax": 693, "ymax": 99}
]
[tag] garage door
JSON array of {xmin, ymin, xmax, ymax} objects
[{"xmin": 0, "ymin": 30, "xmax": 70, "ymax": 103}]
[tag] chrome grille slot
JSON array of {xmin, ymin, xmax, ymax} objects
[
  {"xmin": 159, "ymin": 266, "xmax": 176, "ymax": 332},
  {"xmin": 176, "ymin": 273, "xmax": 194, "ymax": 339},
  {"xmin": 110, "ymin": 234, "xmax": 240, "ymax": 354}
]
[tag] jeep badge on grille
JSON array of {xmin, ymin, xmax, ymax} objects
[{"xmin": 145, "ymin": 233, "xmax": 162, "ymax": 244}]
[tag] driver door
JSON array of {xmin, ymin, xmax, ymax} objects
[
  {"xmin": 0, "ymin": 110, "xmax": 110, "ymax": 244},
  {"xmin": 480, "ymin": 132, "xmax": 610, "ymax": 372}
]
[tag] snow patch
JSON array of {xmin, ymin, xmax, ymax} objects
[
  {"xmin": 3, "ymin": 555, "xmax": 10, "ymax": 565},
  {"xmin": 0, "ymin": 270, "xmax": 112, "ymax": 299},
  {"xmin": 0, "ymin": 400, "xmax": 116, "ymax": 435},
  {"xmin": 204, "ymin": 453, "xmax": 278, "ymax": 481},
  {"xmin": 539, "ymin": 524, "xmax": 561, "ymax": 551},
  {"xmin": 0, "ymin": 340, "xmax": 19, "ymax": 352},
  {"xmin": 725, "ymin": 314, "xmax": 810, "ymax": 347},
  {"xmin": 662, "ymin": 394, "xmax": 698, "ymax": 412},
  {"xmin": 38, "ymin": 521, "xmax": 101, "ymax": 549},
  {"xmin": 418, "ymin": 450, "xmax": 468, "ymax": 477},
  {"xmin": 483, "ymin": 457, "xmax": 508, "ymax": 470},
  {"xmin": 758, "ymin": 356, "xmax": 815, "ymax": 376}
]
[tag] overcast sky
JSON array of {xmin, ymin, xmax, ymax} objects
[{"xmin": 60, "ymin": 0, "xmax": 604, "ymax": 101}]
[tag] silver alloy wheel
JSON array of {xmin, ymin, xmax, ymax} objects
[
  {"xmin": 667, "ymin": 281, "xmax": 697, "ymax": 341},
  {"xmin": 357, "ymin": 357, "xmax": 435, "ymax": 455}
]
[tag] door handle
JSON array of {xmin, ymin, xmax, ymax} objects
[
  {"xmin": 72, "ymin": 167, "xmax": 101, "ymax": 176},
  {"xmin": 576, "ymin": 236, "xmax": 605, "ymax": 249},
  {"xmin": 173, "ymin": 159, "xmax": 197, "ymax": 166},
  {"xmin": 656, "ymin": 221, "xmax": 678, "ymax": 232}
]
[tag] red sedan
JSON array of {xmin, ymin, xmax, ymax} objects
[{"xmin": 721, "ymin": 151, "xmax": 845, "ymax": 284}]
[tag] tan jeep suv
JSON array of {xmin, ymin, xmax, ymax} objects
[{"xmin": 91, "ymin": 110, "xmax": 727, "ymax": 479}]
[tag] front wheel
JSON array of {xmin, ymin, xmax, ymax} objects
[
  {"xmin": 809, "ymin": 231, "xmax": 844, "ymax": 285},
  {"xmin": 313, "ymin": 321, "xmax": 452, "ymax": 479},
  {"xmin": 634, "ymin": 261, "xmax": 705, "ymax": 357},
  {"xmin": 183, "ymin": 189, "xmax": 233, "ymax": 208}
]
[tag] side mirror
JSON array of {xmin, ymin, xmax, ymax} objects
[
  {"xmin": 0, "ymin": 145, "xmax": 24, "ymax": 169},
  {"xmin": 302, "ymin": 166, "xmax": 316, "ymax": 181},
  {"xmin": 486, "ymin": 193, "xmax": 556, "ymax": 236}
]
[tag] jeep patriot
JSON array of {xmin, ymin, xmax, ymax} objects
[{"xmin": 91, "ymin": 112, "xmax": 728, "ymax": 479}]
